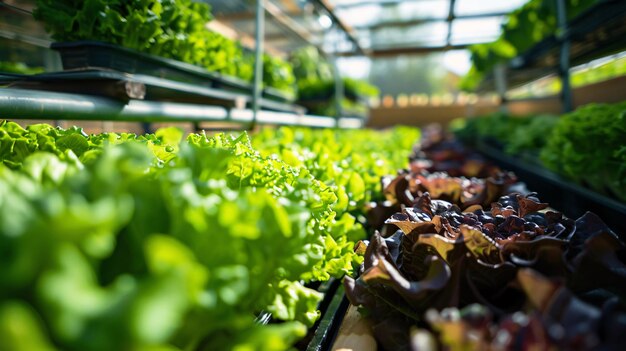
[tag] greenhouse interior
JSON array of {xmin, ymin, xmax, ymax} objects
[{"xmin": 1, "ymin": 0, "xmax": 626, "ymax": 350}]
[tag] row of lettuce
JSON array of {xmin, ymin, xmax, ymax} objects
[
  {"xmin": 29, "ymin": 0, "xmax": 378, "ymax": 111},
  {"xmin": 0, "ymin": 120, "xmax": 419, "ymax": 351},
  {"xmin": 452, "ymin": 101, "xmax": 626, "ymax": 202},
  {"xmin": 344, "ymin": 125, "xmax": 626, "ymax": 350}
]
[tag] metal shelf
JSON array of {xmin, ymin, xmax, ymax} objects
[
  {"xmin": 0, "ymin": 88, "xmax": 364, "ymax": 128},
  {"xmin": 0, "ymin": 0, "xmax": 367, "ymax": 129},
  {"xmin": 1, "ymin": 69, "xmax": 310, "ymax": 113},
  {"xmin": 479, "ymin": 0, "xmax": 626, "ymax": 93}
]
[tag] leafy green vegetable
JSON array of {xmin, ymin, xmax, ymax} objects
[
  {"xmin": 0, "ymin": 121, "xmax": 421, "ymax": 350},
  {"xmin": 253, "ymin": 126, "xmax": 421, "ymax": 214},
  {"xmin": 452, "ymin": 112, "xmax": 559, "ymax": 157},
  {"xmin": 32, "ymin": 0, "xmax": 286, "ymax": 90},
  {"xmin": 290, "ymin": 46, "xmax": 334, "ymax": 83},
  {"xmin": 0, "ymin": 124, "xmax": 310, "ymax": 350},
  {"xmin": 297, "ymin": 78, "xmax": 378, "ymax": 101},
  {"xmin": 452, "ymin": 104, "xmax": 626, "ymax": 203},
  {"xmin": 540, "ymin": 102, "xmax": 626, "ymax": 201},
  {"xmin": 0, "ymin": 301, "xmax": 56, "ymax": 351},
  {"xmin": 263, "ymin": 54, "xmax": 296, "ymax": 96},
  {"xmin": 290, "ymin": 46, "xmax": 378, "ymax": 116}
]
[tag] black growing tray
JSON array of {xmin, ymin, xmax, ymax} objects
[
  {"xmin": 476, "ymin": 142, "xmax": 626, "ymax": 235},
  {"xmin": 253, "ymin": 278, "xmax": 349, "ymax": 351},
  {"xmin": 51, "ymin": 41, "xmax": 295, "ymax": 103}
]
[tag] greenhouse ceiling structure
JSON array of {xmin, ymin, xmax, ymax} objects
[{"xmin": 204, "ymin": 0, "xmax": 528, "ymax": 57}]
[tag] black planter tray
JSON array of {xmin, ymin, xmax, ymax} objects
[
  {"xmin": 298, "ymin": 81, "xmax": 370, "ymax": 104},
  {"xmin": 0, "ymin": 72, "xmax": 26, "ymax": 81},
  {"xmin": 51, "ymin": 41, "xmax": 255, "ymax": 95},
  {"xmin": 344, "ymin": 91, "xmax": 372, "ymax": 106},
  {"xmin": 51, "ymin": 41, "xmax": 296, "ymax": 103},
  {"xmin": 475, "ymin": 142, "xmax": 626, "ymax": 235},
  {"xmin": 297, "ymin": 99, "xmax": 368, "ymax": 119},
  {"xmin": 296, "ymin": 98, "xmax": 332, "ymax": 107},
  {"xmin": 298, "ymin": 93, "xmax": 367, "ymax": 105}
]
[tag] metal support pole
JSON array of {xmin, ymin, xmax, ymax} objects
[
  {"xmin": 445, "ymin": 0, "xmax": 456, "ymax": 46},
  {"xmin": 141, "ymin": 122, "xmax": 152, "ymax": 134},
  {"xmin": 328, "ymin": 26, "xmax": 344, "ymax": 128},
  {"xmin": 251, "ymin": 0, "xmax": 265, "ymax": 130},
  {"xmin": 192, "ymin": 122, "xmax": 201, "ymax": 133},
  {"xmin": 494, "ymin": 63, "xmax": 508, "ymax": 114},
  {"xmin": 331, "ymin": 55, "xmax": 344, "ymax": 127},
  {"xmin": 557, "ymin": 0, "xmax": 573, "ymax": 112},
  {"xmin": 314, "ymin": 0, "xmax": 366, "ymax": 55}
]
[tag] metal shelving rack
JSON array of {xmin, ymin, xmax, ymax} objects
[
  {"xmin": 478, "ymin": 0, "xmax": 626, "ymax": 112},
  {"xmin": 0, "ymin": 0, "xmax": 366, "ymax": 129}
]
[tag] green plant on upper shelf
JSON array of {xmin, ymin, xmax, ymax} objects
[
  {"xmin": 296, "ymin": 79, "xmax": 335, "ymax": 100},
  {"xmin": 33, "ymin": 0, "xmax": 245, "ymax": 78},
  {"xmin": 262, "ymin": 54, "xmax": 296, "ymax": 96},
  {"xmin": 296, "ymin": 76, "xmax": 379, "ymax": 102},
  {"xmin": 290, "ymin": 46, "xmax": 334, "ymax": 83},
  {"xmin": 344, "ymin": 77, "xmax": 380, "ymax": 100},
  {"xmin": 32, "ymin": 0, "xmax": 292, "ymax": 94},
  {"xmin": 306, "ymin": 98, "xmax": 369, "ymax": 118}
]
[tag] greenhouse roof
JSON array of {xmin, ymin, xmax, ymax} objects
[{"xmin": 204, "ymin": 0, "xmax": 528, "ymax": 57}]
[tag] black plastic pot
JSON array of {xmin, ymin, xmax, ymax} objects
[{"xmin": 51, "ymin": 40, "xmax": 253, "ymax": 95}]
